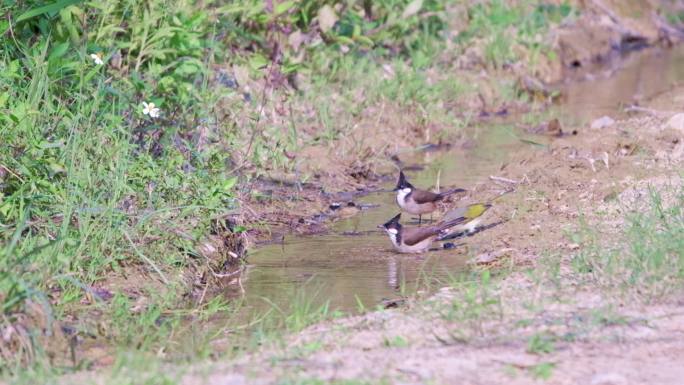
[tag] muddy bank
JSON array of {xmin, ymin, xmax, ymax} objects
[{"xmin": 547, "ymin": 0, "xmax": 684, "ymax": 82}]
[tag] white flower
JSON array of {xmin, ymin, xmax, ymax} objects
[
  {"xmin": 90, "ymin": 53, "xmax": 104, "ymax": 65},
  {"xmin": 142, "ymin": 102, "xmax": 161, "ymax": 118}
]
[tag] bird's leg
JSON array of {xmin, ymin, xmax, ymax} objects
[{"xmin": 418, "ymin": 215, "xmax": 422, "ymax": 225}]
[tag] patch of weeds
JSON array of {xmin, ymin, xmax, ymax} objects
[
  {"xmin": 515, "ymin": 318, "xmax": 534, "ymax": 328},
  {"xmin": 529, "ymin": 362, "xmax": 555, "ymax": 380},
  {"xmin": 282, "ymin": 294, "xmax": 334, "ymax": 333},
  {"xmin": 383, "ymin": 335, "xmax": 410, "ymax": 348},
  {"xmin": 503, "ymin": 363, "xmax": 520, "ymax": 379},
  {"xmin": 411, "ymin": 255, "xmax": 445, "ymax": 296},
  {"xmin": 572, "ymin": 186, "xmax": 684, "ymax": 299},
  {"xmin": 458, "ymin": 1, "xmax": 575, "ymax": 70},
  {"xmin": 665, "ymin": 10, "xmax": 684, "ymax": 26},
  {"xmin": 438, "ymin": 271, "xmax": 503, "ymax": 338},
  {"xmin": 272, "ymin": 340, "xmax": 325, "ymax": 364},
  {"xmin": 107, "ymin": 353, "xmax": 181, "ymax": 385},
  {"xmin": 196, "ymin": 296, "xmax": 234, "ymax": 322},
  {"xmin": 527, "ymin": 332, "xmax": 555, "ymax": 355},
  {"xmin": 246, "ymin": 280, "xmax": 341, "ymax": 351},
  {"xmin": 105, "ymin": 291, "xmax": 185, "ymax": 355},
  {"xmin": 588, "ymin": 307, "xmax": 630, "ymax": 328},
  {"xmin": 298, "ymin": 340, "xmax": 324, "ymax": 356},
  {"xmin": 277, "ymin": 379, "xmax": 380, "ymax": 385},
  {"xmin": 485, "ymin": 30, "xmax": 516, "ymax": 69}
]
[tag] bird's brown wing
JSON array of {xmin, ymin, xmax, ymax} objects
[
  {"xmin": 410, "ymin": 189, "xmax": 441, "ymax": 204},
  {"xmin": 401, "ymin": 226, "xmax": 441, "ymax": 246}
]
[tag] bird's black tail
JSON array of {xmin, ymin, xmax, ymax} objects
[
  {"xmin": 438, "ymin": 187, "xmax": 467, "ymax": 199},
  {"xmin": 437, "ymin": 215, "xmax": 466, "ymax": 232}
]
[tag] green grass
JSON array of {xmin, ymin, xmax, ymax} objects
[
  {"xmin": 458, "ymin": 0, "xmax": 575, "ymax": 70},
  {"xmin": 529, "ymin": 362, "xmax": 555, "ymax": 380},
  {"xmin": 527, "ymin": 332, "xmax": 555, "ymax": 355},
  {"xmin": 436, "ymin": 271, "xmax": 503, "ymax": 333},
  {"xmin": 571, "ymin": 186, "xmax": 684, "ymax": 298},
  {"xmin": 383, "ymin": 335, "xmax": 409, "ymax": 348}
]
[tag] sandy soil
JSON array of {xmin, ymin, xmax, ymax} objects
[{"xmin": 188, "ymin": 309, "xmax": 684, "ymax": 385}]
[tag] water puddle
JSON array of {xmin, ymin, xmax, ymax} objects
[
  {"xmin": 243, "ymin": 124, "xmax": 522, "ymax": 313},
  {"xmin": 558, "ymin": 45, "xmax": 684, "ymax": 124},
  {"xmin": 236, "ymin": 44, "xmax": 684, "ymax": 315}
]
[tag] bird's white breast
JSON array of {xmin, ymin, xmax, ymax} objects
[
  {"xmin": 386, "ymin": 228, "xmax": 400, "ymax": 248},
  {"xmin": 396, "ymin": 188, "xmax": 411, "ymax": 208}
]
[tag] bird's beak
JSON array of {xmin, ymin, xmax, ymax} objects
[{"xmin": 377, "ymin": 224, "xmax": 385, "ymax": 229}]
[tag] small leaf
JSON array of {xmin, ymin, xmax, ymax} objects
[
  {"xmin": 288, "ymin": 30, "xmax": 304, "ymax": 50},
  {"xmin": 233, "ymin": 65, "xmax": 250, "ymax": 87},
  {"xmin": 84, "ymin": 66, "xmax": 100, "ymax": 83},
  {"xmin": 318, "ymin": 5, "xmax": 337, "ymax": 33},
  {"xmin": 402, "ymin": 0, "xmax": 423, "ymax": 18},
  {"xmin": 48, "ymin": 42, "xmax": 69, "ymax": 61},
  {"xmin": 0, "ymin": 19, "xmax": 9, "ymax": 35},
  {"xmin": 352, "ymin": 24, "xmax": 361, "ymax": 38},
  {"xmin": 49, "ymin": 161, "xmax": 66, "ymax": 175},
  {"xmin": 16, "ymin": 0, "xmax": 83, "ymax": 22},
  {"xmin": 336, "ymin": 35, "xmax": 355, "ymax": 45},
  {"xmin": 248, "ymin": 54, "xmax": 269, "ymax": 70},
  {"xmin": 174, "ymin": 60, "xmax": 202, "ymax": 76},
  {"xmin": 223, "ymin": 177, "xmax": 237, "ymax": 192},
  {"xmin": 354, "ymin": 35, "xmax": 374, "ymax": 47},
  {"xmin": 274, "ymin": 1, "xmax": 295, "ymax": 16}
]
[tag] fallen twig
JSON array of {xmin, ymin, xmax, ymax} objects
[
  {"xmin": 624, "ymin": 105, "xmax": 676, "ymax": 118},
  {"xmin": 489, "ymin": 175, "xmax": 518, "ymax": 184},
  {"xmin": 123, "ymin": 231, "xmax": 170, "ymax": 285}
]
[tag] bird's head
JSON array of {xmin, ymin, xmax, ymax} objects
[
  {"xmin": 378, "ymin": 213, "xmax": 402, "ymax": 235},
  {"xmin": 394, "ymin": 170, "xmax": 413, "ymax": 193}
]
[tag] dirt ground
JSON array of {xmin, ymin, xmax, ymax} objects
[
  {"xmin": 186, "ymin": 309, "xmax": 684, "ymax": 385},
  {"xmin": 171, "ymin": 84, "xmax": 684, "ymax": 384}
]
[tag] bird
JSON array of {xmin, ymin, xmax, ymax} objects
[
  {"xmin": 394, "ymin": 170, "xmax": 466, "ymax": 224},
  {"xmin": 439, "ymin": 203, "xmax": 492, "ymax": 236},
  {"xmin": 377, "ymin": 213, "xmax": 466, "ymax": 253},
  {"xmin": 332, "ymin": 201, "xmax": 361, "ymax": 218}
]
